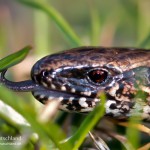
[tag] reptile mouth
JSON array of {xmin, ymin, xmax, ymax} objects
[
  {"xmin": 0, "ymin": 70, "xmax": 100, "ymax": 112},
  {"xmin": 32, "ymin": 85, "xmax": 100, "ymax": 112}
]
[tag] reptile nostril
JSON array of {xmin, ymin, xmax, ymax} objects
[{"xmin": 42, "ymin": 70, "xmax": 49, "ymax": 78}]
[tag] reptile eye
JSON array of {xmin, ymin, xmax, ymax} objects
[{"xmin": 87, "ymin": 69, "xmax": 108, "ymax": 84}]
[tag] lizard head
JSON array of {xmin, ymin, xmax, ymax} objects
[{"xmin": 1, "ymin": 46, "xmax": 150, "ymax": 120}]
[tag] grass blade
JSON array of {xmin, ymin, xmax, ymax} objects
[
  {"xmin": 0, "ymin": 87, "xmax": 72, "ymax": 150},
  {"xmin": 90, "ymin": 5, "xmax": 101, "ymax": 45},
  {"xmin": 63, "ymin": 94, "xmax": 105, "ymax": 150},
  {"xmin": 17, "ymin": 0, "xmax": 82, "ymax": 47},
  {"xmin": 0, "ymin": 46, "xmax": 31, "ymax": 72},
  {"xmin": 138, "ymin": 32, "xmax": 150, "ymax": 48}
]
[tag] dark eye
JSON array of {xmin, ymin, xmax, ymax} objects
[
  {"xmin": 87, "ymin": 69, "xmax": 108, "ymax": 84},
  {"xmin": 41, "ymin": 70, "xmax": 49, "ymax": 78}
]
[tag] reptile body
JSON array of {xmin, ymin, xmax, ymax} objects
[{"xmin": 0, "ymin": 46, "xmax": 150, "ymax": 121}]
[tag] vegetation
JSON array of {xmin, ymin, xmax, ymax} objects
[{"xmin": 0, "ymin": 0, "xmax": 150, "ymax": 149}]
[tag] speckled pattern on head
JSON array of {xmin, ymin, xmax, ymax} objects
[{"xmin": 1, "ymin": 46, "xmax": 150, "ymax": 121}]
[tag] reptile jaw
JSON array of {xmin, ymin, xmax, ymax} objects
[{"xmin": 32, "ymin": 85, "xmax": 100, "ymax": 113}]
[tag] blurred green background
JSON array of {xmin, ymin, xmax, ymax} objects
[
  {"xmin": 0, "ymin": 0, "xmax": 150, "ymax": 150},
  {"xmin": 0, "ymin": 0, "xmax": 150, "ymax": 51},
  {"xmin": 0, "ymin": 0, "xmax": 150, "ymax": 80}
]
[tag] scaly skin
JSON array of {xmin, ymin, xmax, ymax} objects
[{"xmin": 0, "ymin": 46, "xmax": 150, "ymax": 121}]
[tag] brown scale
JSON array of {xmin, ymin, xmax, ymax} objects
[
  {"xmin": 0, "ymin": 46, "xmax": 150, "ymax": 149},
  {"xmin": 34, "ymin": 47, "xmax": 150, "ymax": 73}
]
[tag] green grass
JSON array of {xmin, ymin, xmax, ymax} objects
[
  {"xmin": 17, "ymin": 0, "xmax": 82, "ymax": 47},
  {"xmin": 0, "ymin": 0, "xmax": 150, "ymax": 150},
  {"xmin": 0, "ymin": 47, "xmax": 105, "ymax": 149},
  {"xmin": 0, "ymin": 46, "xmax": 31, "ymax": 72}
]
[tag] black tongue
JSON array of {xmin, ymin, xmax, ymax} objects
[{"xmin": 0, "ymin": 69, "xmax": 38, "ymax": 92}]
